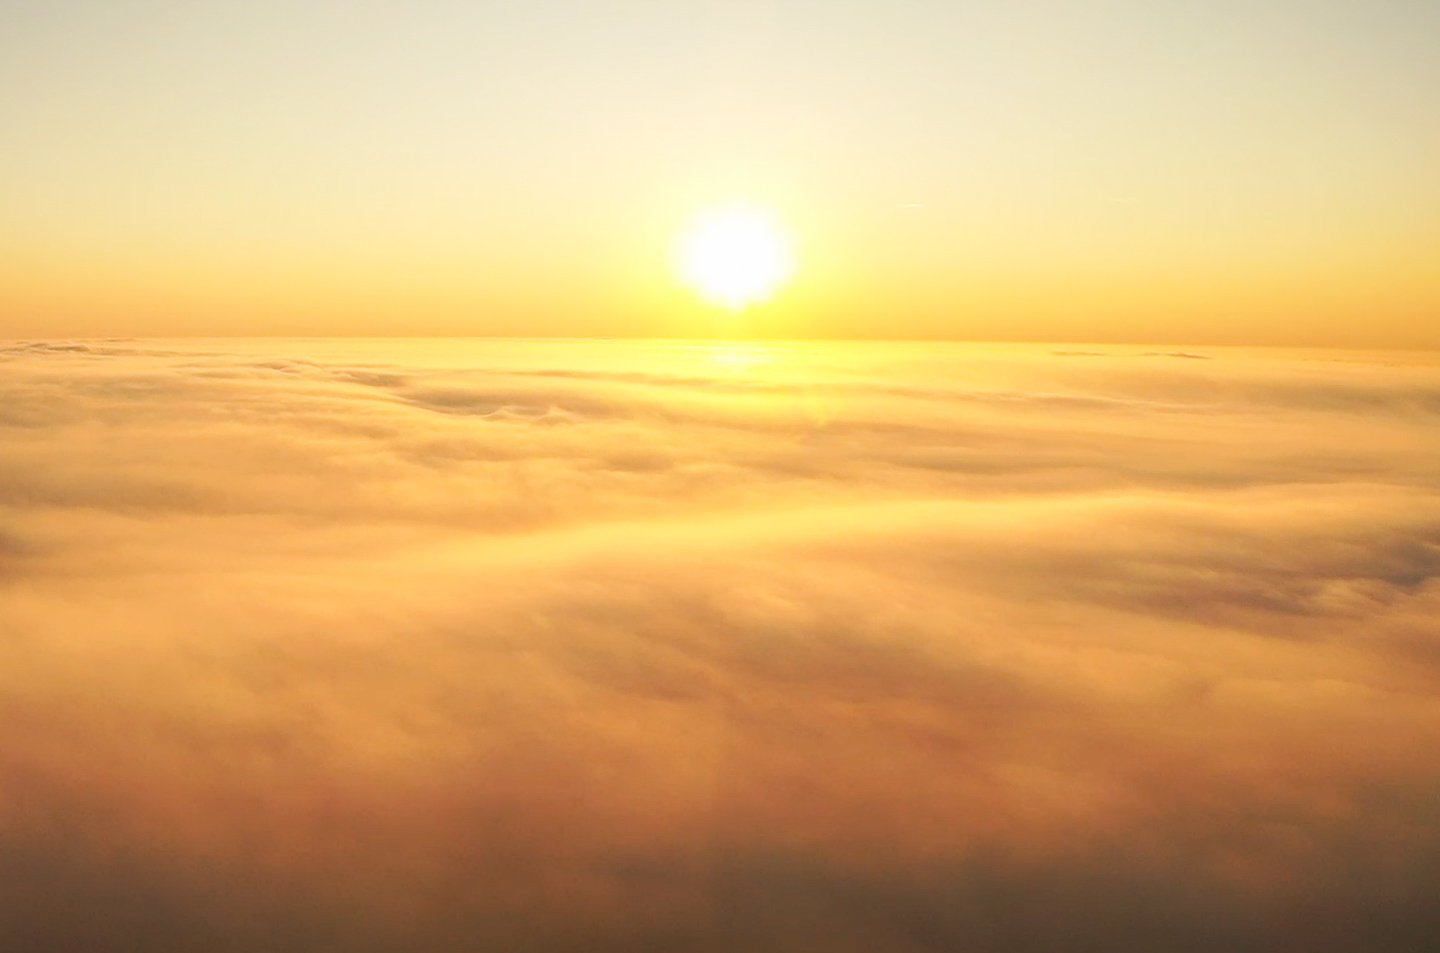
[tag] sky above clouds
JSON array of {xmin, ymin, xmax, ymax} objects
[
  {"xmin": 1, "ymin": 339, "xmax": 1438, "ymax": 950},
  {"xmin": 1, "ymin": 0, "xmax": 1438, "ymax": 342}
]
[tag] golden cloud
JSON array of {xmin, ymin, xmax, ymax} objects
[{"xmin": 1, "ymin": 339, "xmax": 1437, "ymax": 951}]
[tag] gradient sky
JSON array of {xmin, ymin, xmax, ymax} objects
[{"xmin": 1, "ymin": 0, "xmax": 1437, "ymax": 343}]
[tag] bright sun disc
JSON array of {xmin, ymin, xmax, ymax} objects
[{"xmin": 675, "ymin": 204, "xmax": 796, "ymax": 311}]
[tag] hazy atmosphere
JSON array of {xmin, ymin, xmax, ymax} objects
[
  {"xmin": 3, "ymin": 1, "xmax": 1439, "ymax": 951},
  {"xmin": 2, "ymin": 0, "xmax": 1438, "ymax": 343},
  {"xmin": 2, "ymin": 339, "xmax": 1438, "ymax": 950}
]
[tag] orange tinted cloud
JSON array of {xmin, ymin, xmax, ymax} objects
[{"xmin": 1, "ymin": 339, "xmax": 1438, "ymax": 950}]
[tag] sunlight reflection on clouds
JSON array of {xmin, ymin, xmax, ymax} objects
[{"xmin": 0, "ymin": 339, "xmax": 1437, "ymax": 952}]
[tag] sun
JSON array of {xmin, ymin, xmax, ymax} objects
[{"xmin": 675, "ymin": 203, "xmax": 796, "ymax": 311}]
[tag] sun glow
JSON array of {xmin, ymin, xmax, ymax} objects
[{"xmin": 675, "ymin": 204, "xmax": 796, "ymax": 311}]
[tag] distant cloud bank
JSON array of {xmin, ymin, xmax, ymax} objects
[{"xmin": 1, "ymin": 339, "xmax": 1437, "ymax": 952}]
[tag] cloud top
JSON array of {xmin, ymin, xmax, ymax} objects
[{"xmin": 1, "ymin": 339, "xmax": 1438, "ymax": 951}]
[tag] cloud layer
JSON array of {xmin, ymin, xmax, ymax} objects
[{"xmin": 1, "ymin": 338, "xmax": 1438, "ymax": 951}]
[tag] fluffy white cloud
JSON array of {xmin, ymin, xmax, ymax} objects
[{"xmin": 1, "ymin": 339, "xmax": 1437, "ymax": 951}]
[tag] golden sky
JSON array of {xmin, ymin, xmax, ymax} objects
[
  {"xmin": 0, "ymin": 1, "xmax": 1434, "ymax": 345},
  {"xmin": 1, "ymin": 1, "xmax": 1436, "ymax": 343}
]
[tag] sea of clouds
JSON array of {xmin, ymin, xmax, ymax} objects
[{"xmin": 1, "ymin": 337, "xmax": 1437, "ymax": 952}]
